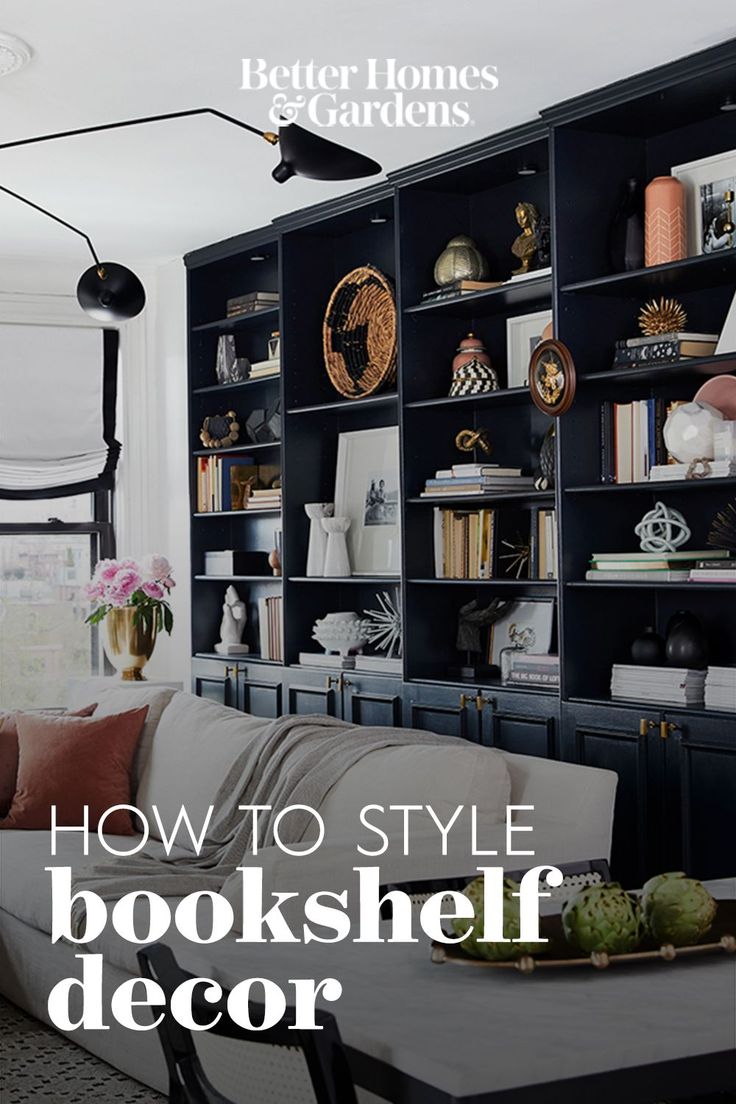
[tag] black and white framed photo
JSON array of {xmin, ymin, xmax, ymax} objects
[
  {"xmin": 487, "ymin": 598, "xmax": 555, "ymax": 666},
  {"xmin": 335, "ymin": 426, "xmax": 401, "ymax": 575},
  {"xmin": 506, "ymin": 309, "xmax": 553, "ymax": 389},
  {"xmin": 672, "ymin": 150, "xmax": 736, "ymax": 256}
]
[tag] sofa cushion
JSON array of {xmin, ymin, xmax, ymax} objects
[
  {"xmin": 136, "ymin": 693, "xmax": 266, "ymax": 850},
  {"xmin": 78, "ymin": 686, "xmax": 178, "ymax": 789},
  {"xmin": 0, "ymin": 705, "xmax": 97, "ymax": 817},
  {"xmin": 0, "ymin": 708, "xmax": 148, "ymax": 834},
  {"xmin": 315, "ymin": 743, "xmax": 511, "ymax": 840}
]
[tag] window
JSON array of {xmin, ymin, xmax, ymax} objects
[{"xmin": 0, "ymin": 492, "xmax": 115, "ymax": 709}]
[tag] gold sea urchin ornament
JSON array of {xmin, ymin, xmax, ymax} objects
[{"xmin": 638, "ymin": 297, "xmax": 688, "ymax": 337}]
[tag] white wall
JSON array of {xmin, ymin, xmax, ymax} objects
[{"xmin": 0, "ymin": 255, "xmax": 192, "ymax": 686}]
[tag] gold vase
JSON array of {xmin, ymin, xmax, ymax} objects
[{"xmin": 103, "ymin": 606, "xmax": 157, "ymax": 681}]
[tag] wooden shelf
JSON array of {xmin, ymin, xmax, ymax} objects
[
  {"xmin": 194, "ymin": 575, "xmax": 282, "ymax": 582},
  {"xmin": 405, "ymin": 387, "xmax": 531, "ymax": 410},
  {"xmin": 566, "ymin": 476, "xmax": 736, "ymax": 494},
  {"xmin": 192, "ymin": 441, "xmax": 280, "ymax": 457},
  {"xmin": 567, "ymin": 580, "xmax": 736, "ymax": 591},
  {"xmin": 409, "ymin": 674, "xmax": 558, "ymax": 697},
  {"xmin": 408, "ymin": 577, "xmax": 557, "ymax": 588},
  {"xmin": 286, "ymin": 393, "xmax": 398, "ymax": 415},
  {"xmin": 579, "ymin": 353, "xmax": 736, "ymax": 386},
  {"xmin": 289, "ymin": 576, "xmax": 401, "ymax": 584},
  {"xmin": 404, "ymin": 274, "xmax": 552, "ymax": 317},
  {"xmin": 193, "ymin": 509, "xmax": 281, "ymax": 518},
  {"xmin": 194, "ymin": 652, "xmax": 282, "ymax": 666},
  {"xmin": 569, "ymin": 695, "xmax": 733, "ymax": 719},
  {"xmin": 560, "ymin": 252, "xmax": 736, "ymax": 297},
  {"xmin": 192, "ymin": 376, "xmax": 281, "ymax": 395},
  {"xmin": 191, "ymin": 306, "xmax": 279, "ymax": 332},
  {"xmin": 407, "ymin": 490, "xmax": 553, "ymax": 505}
]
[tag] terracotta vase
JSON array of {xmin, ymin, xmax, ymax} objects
[{"xmin": 645, "ymin": 176, "xmax": 687, "ymax": 267}]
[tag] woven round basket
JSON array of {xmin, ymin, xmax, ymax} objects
[{"xmin": 322, "ymin": 265, "xmax": 397, "ymax": 399}]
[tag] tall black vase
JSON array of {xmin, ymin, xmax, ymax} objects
[
  {"xmin": 608, "ymin": 178, "xmax": 644, "ymax": 273},
  {"xmin": 665, "ymin": 610, "xmax": 709, "ymax": 669}
]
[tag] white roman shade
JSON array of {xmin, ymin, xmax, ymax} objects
[{"xmin": 0, "ymin": 323, "xmax": 120, "ymax": 498}]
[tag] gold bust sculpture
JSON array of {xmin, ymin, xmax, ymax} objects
[{"xmin": 511, "ymin": 201, "xmax": 541, "ymax": 275}]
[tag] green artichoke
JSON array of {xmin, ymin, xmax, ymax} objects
[
  {"xmin": 454, "ymin": 876, "xmax": 547, "ymax": 961},
  {"xmin": 562, "ymin": 882, "xmax": 641, "ymax": 954},
  {"xmin": 640, "ymin": 872, "xmax": 717, "ymax": 946}
]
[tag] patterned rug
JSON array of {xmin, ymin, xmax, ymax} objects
[{"xmin": 0, "ymin": 996, "xmax": 165, "ymax": 1103}]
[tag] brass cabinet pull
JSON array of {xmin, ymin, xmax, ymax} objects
[
  {"xmin": 476, "ymin": 694, "xmax": 495, "ymax": 712},
  {"xmin": 660, "ymin": 720, "xmax": 681, "ymax": 740},
  {"xmin": 639, "ymin": 718, "xmax": 656, "ymax": 737},
  {"xmin": 224, "ymin": 665, "xmax": 235, "ymax": 678},
  {"xmin": 343, "ymin": 678, "xmax": 353, "ymax": 688},
  {"xmin": 459, "ymin": 693, "xmax": 470, "ymax": 709},
  {"xmin": 325, "ymin": 675, "xmax": 340, "ymax": 690}
]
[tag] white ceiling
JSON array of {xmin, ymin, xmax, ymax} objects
[{"xmin": 0, "ymin": 0, "xmax": 733, "ymax": 263}]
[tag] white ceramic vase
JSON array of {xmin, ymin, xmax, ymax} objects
[
  {"xmin": 321, "ymin": 516, "xmax": 351, "ymax": 577},
  {"xmin": 304, "ymin": 502, "xmax": 334, "ymax": 576},
  {"xmin": 312, "ymin": 612, "xmax": 371, "ymax": 656}
]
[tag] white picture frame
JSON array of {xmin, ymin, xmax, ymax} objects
[
  {"xmin": 488, "ymin": 598, "xmax": 555, "ymax": 666},
  {"xmin": 334, "ymin": 426, "xmax": 401, "ymax": 575},
  {"xmin": 506, "ymin": 309, "xmax": 553, "ymax": 389},
  {"xmin": 716, "ymin": 290, "xmax": 736, "ymax": 355},
  {"xmin": 672, "ymin": 149, "xmax": 736, "ymax": 257}
]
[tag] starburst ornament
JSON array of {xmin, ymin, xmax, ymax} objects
[
  {"xmin": 363, "ymin": 590, "xmax": 402, "ymax": 659},
  {"xmin": 638, "ymin": 297, "xmax": 688, "ymax": 337}
]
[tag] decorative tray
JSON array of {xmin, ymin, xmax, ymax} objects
[{"xmin": 431, "ymin": 899, "xmax": 736, "ymax": 973}]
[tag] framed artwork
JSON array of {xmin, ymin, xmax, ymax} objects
[
  {"xmin": 716, "ymin": 290, "xmax": 736, "ymax": 355},
  {"xmin": 488, "ymin": 598, "xmax": 555, "ymax": 666},
  {"xmin": 506, "ymin": 309, "xmax": 553, "ymax": 389},
  {"xmin": 528, "ymin": 338, "xmax": 576, "ymax": 416},
  {"xmin": 672, "ymin": 150, "xmax": 736, "ymax": 256},
  {"xmin": 335, "ymin": 426, "xmax": 401, "ymax": 575}
]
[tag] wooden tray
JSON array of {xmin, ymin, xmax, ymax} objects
[{"xmin": 431, "ymin": 899, "xmax": 736, "ymax": 973}]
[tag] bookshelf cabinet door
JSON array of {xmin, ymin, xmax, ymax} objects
[
  {"xmin": 239, "ymin": 665, "xmax": 284, "ymax": 720},
  {"xmin": 191, "ymin": 658, "xmax": 240, "ymax": 708},
  {"xmin": 285, "ymin": 668, "xmax": 342, "ymax": 718},
  {"xmin": 480, "ymin": 691, "xmax": 558, "ymax": 759},
  {"xmin": 561, "ymin": 702, "xmax": 660, "ymax": 887},
  {"xmin": 403, "ymin": 684, "xmax": 480, "ymax": 743},
  {"xmin": 664, "ymin": 715, "xmax": 736, "ymax": 882},
  {"xmin": 341, "ymin": 675, "xmax": 403, "ymax": 727}
]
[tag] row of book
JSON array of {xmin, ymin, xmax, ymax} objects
[
  {"xmin": 505, "ymin": 653, "xmax": 560, "ymax": 688},
  {"xmin": 611, "ymin": 665, "xmax": 706, "ymax": 706},
  {"xmin": 421, "ymin": 463, "xmax": 533, "ymax": 499},
  {"xmin": 586, "ymin": 549, "xmax": 731, "ymax": 583},
  {"xmin": 226, "ymin": 291, "xmax": 279, "ymax": 317},
  {"xmin": 705, "ymin": 667, "xmax": 736, "ymax": 712},
  {"xmin": 600, "ymin": 398, "xmax": 672, "ymax": 483},
  {"xmin": 431, "ymin": 506, "xmax": 558, "ymax": 580},
  {"xmin": 257, "ymin": 595, "xmax": 283, "ymax": 662},
  {"xmin": 196, "ymin": 456, "xmax": 281, "ymax": 513},
  {"xmin": 612, "ymin": 330, "xmax": 717, "ymax": 370},
  {"xmin": 297, "ymin": 652, "xmax": 403, "ymax": 675},
  {"xmin": 248, "ymin": 358, "xmax": 281, "ymax": 380}
]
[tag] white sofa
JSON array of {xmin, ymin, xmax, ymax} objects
[{"xmin": 0, "ymin": 687, "xmax": 617, "ymax": 1097}]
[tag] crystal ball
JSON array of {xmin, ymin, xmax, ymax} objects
[{"xmin": 663, "ymin": 401, "xmax": 724, "ymax": 463}]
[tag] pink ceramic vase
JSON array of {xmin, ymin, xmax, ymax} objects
[{"xmin": 645, "ymin": 176, "xmax": 687, "ymax": 266}]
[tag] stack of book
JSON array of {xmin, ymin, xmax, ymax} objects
[
  {"xmin": 298, "ymin": 652, "xmax": 356, "ymax": 670},
  {"xmin": 421, "ymin": 463, "xmax": 532, "ymax": 498},
  {"xmin": 505, "ymin": 653, "xmax": 560, "ymax": 688},
  {"xmin": 226, "ymin": 291, "xmax": 279, "ymax": 317},
  {"xmin": 433, "ymin": 507, "xmax": 495, "ymax": 578},
  {"xmin": 704, "ymin": 667, "xmax": 736, "ymax": 711},
  {"xmin": 650, "ymin": 459, "xmax": 736, "ymax": 481},
  {"xmin": 421, "ymin": 279, "xmax": 503, "ymax": 302},
  {"xmin": 248, "ymin": 357, "xmax": 281, "ymax": 380},
  {"xmin": 258, "ymin": 594, "xmax": 283, "ymax": 662},
  {"xmin": 537, "ymin": 509, "xmax": 558, "ymax": 580},
  {"xmin": 600, "ymin": 398, "xmax": 673, "ymax": 483},
  {"xmin": 611, "ymin": 665, "xmax": 706, "ymax": 706},
  {"xmin": 689, "ymin": 556, "xmax": 736, "ymax": 583},
  {"xmin": 245, "ymin": 486, "xmax": 282, "ymax": 512},
  {"xmin": 354, "ymin": 654, "xmax": 403, "ymax": 675},
  {"xmin": 586, "ymin": 550, "xmax": 728, "ymax": 582},
  {"xmin": 612, "ymin": 331, "xmax": 717, "ymax": 369}
]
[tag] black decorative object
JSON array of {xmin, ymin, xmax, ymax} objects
[
  {"xmin": 534, "ymin": 424, "xmax": 556, "ymax": 490},
  {"xmin": 245, "ymin": 400, "xmax": 281, "ymax": 445},
  {"xmin": 631, "ymin": 626, "xmax": 665, "ymax": 666},
  {"xmin": 665, "ymin": 610, "xmax": 709, "ymax": 670},
  {"xmin": 456, "ymin": 598, "xmax": 514, "ymax": 679},
  {"xmin": 608, "ymin": 178, "xmax": 644, "ymax": 272},
  {"xmin": 708, "ymin": 499, "xmax": 736, "ymax": 552}
]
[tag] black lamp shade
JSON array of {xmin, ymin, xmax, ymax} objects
[
  {"xmin": 77, "ymin": 262, "xmax": 146, "ymax": 321},
  {"xmin": 272, "ymin": 122, "xmax": 381, "ymax": 184}
]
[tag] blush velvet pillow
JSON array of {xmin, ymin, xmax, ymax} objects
[
  {"xmin": 0, "ymin": 707, "xmax": 149, "ymax": 834},
  {"xmin": 0, "ymin": 704, "xmax": 96, "ymax": 817}
]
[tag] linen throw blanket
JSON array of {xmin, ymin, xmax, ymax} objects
[{"xmin": 70, "ymin": 713, "xmax": 455, "ymax": 937}]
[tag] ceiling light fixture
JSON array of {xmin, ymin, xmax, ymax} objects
[
  {"xmin": 0, "ymin": 107, "xmax": 382, "ymax": 320},
  {"xmin": 249, "ymin": 253, "xmax": 268, "ymax": 261},
  {"xmin": 0, "ymin": 183, "xmax": 145, "ymax": 321},
  {"xmin": 0, "ymin": 32, "xmax": 33, "ymax": 77},
  {"xmin": 369, "ymin": 212, "xmax": 388, "ymax": 224},
  {"xmin": 517, "ymin": 164, "xmax": 537, "ymax": 176},
  {"xmin": 721, "ymin": 96, "xmax": 736, "ymax": 112}
]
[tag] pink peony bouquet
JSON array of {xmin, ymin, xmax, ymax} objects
[{"xmin": 85, "ymin": 554, "xmax": 175, "ymax": 635}]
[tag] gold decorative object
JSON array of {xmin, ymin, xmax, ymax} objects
[
  {"xmin": 511, "ymin": 201, "xmax": 541, "ymax": 275},
  {"xmin": 638, "ymin": 297, "xmax": 688, "ymax": 336},
  {"xmin": 455, "ymin": 428, "xmax": 492, "ymax": 454},
  {"xmin": 499, "ymin": 538, "xmax": 531, "ymax": 579},
  {"xmin": 200, "ymin": 411, "xmax": 240, "ymax": 449},
  {"xmin": 433, "ymin": 235, "xmax": 489, "ymax": 287},
  {"xmin": 103, "ymin": 606, "xmax": 157, "ymax": 681},
  {"xmin": 528, "ymin": 339, "xmax": 576, "ymax": 416},
  {"xmin": 323, "ymin": 265, "xmax": 397, "ymax": 399},
  {"xmin": 430, "ymin": 898, "xmax": 736, "ymax": 974}
]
